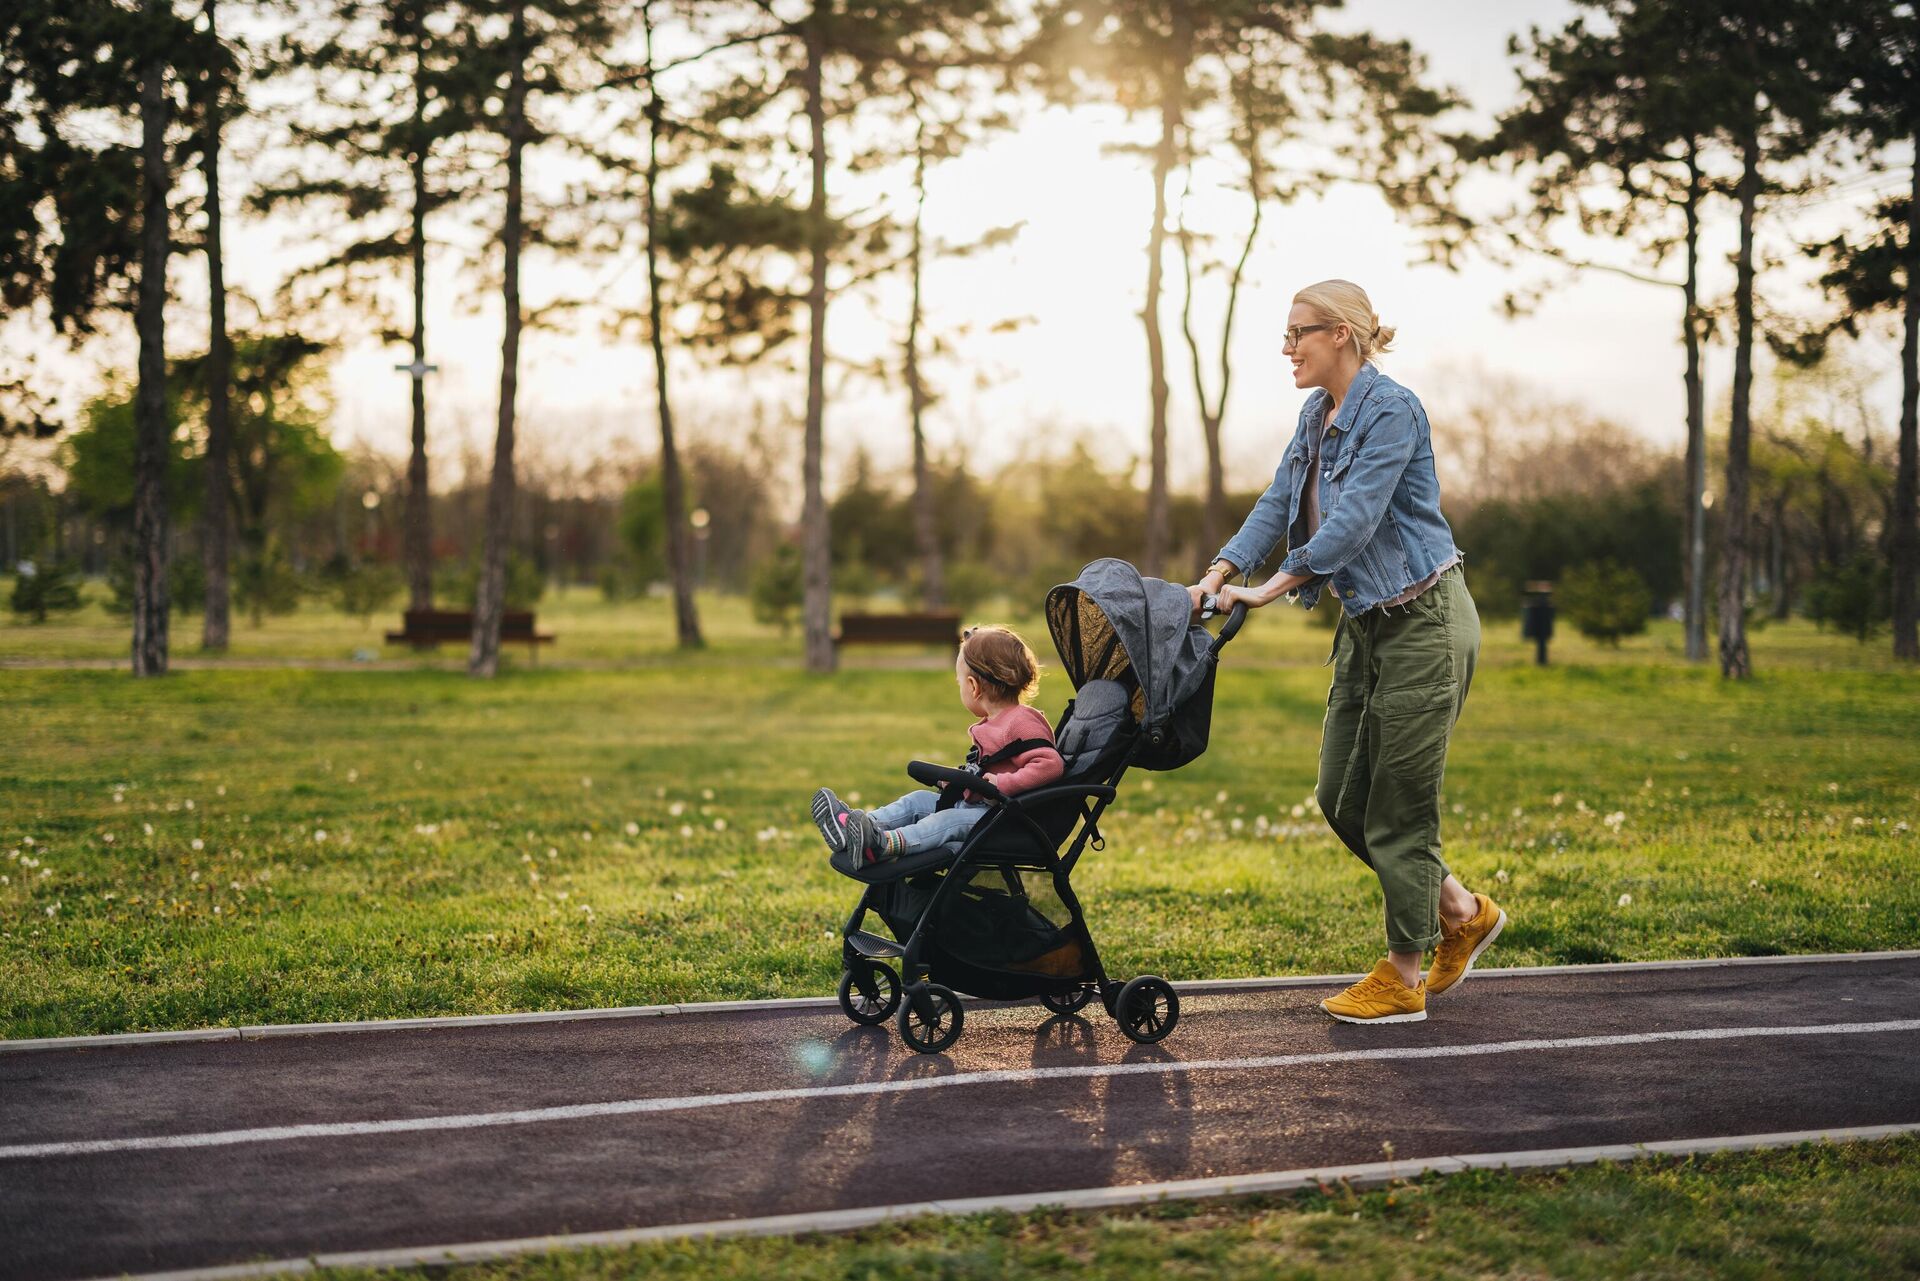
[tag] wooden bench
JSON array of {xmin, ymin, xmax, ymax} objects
[
  {"xmin": 835, "ymin": 610, "xmax": 963, "ymax": 652},
  {"xmin": 386, "ymin": 609, "xmax": 556, "ymax": 662}
]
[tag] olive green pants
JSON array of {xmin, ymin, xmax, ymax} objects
[{"xmin": 1316, "ymin": 565, "xmax": 1480, "ymax": 953}]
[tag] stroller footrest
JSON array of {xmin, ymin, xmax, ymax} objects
[{"xmin": 846, "ymin": 929, "xmax": 904, "ymax": 959}]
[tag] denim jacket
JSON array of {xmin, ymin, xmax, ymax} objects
[{"xmin": 1215, "ymin": 363, "xmax": 1459, "ymax": 615}]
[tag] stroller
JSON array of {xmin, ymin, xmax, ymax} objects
[{"xmin": 833, "ymin": 558, "xmax": 1248, "ymax": 1053}]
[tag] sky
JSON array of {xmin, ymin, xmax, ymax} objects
[{"xmin": 7, "ymin": 0, "xmax": 1911, "ymax": 498}]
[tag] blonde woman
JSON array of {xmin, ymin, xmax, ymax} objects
[{"xmin": 1190, "ymin": 280, "xmax": 1505, "ymax": 1024}]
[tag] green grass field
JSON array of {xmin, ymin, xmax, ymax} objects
[
  {"xmin": 7, "ymin": 588, "xmax": 1917, "ymax": 1279},
  {"xmin": 3, "ymin": 589, "xmax": 1915, "ymax": 1038}
]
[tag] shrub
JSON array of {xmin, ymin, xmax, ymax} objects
[
  {"xmin": 333, "ymin": 563, "xmax": 403, "ymax": 625},
  {"xmin": 8, "ymin": 561, "xmax": 84, "ymax": 622},
  {"xmin": 1559, "ymin": 560, "xmax": 1652, "ymax": 646},
  {"xmin": 751, "ymin": 542, "xmax": 804, "ymax": 634},
  {"xmin": 1804, "ymin": 553, "xmax": 1890, "ymax": 643}
]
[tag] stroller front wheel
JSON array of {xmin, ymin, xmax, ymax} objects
[
  {"xmin": 1116, "ymin": 975, "xmax": 1180, "ymax": 1044},
  {"xmin": 838, "ymin": 961, "xmax": 901, "ymax": 1026},
  {"xmin": 1040, "ymin": 987, "xmax": 1095, "ymax": 1015},
  {"xmin": 898, "ymin": 982, "xmax": 964, "ymax": 1054}
]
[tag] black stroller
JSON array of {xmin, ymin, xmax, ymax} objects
[{"xmin": 833, "ymin": 558, "xmax": 1248, "ymax": 1053}]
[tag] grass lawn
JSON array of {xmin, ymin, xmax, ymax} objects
[
  {"xmin": 304, "ymin": 1138, "xmax": 1920, "ymax": 1281},
  {"xmin": 3, "ymin": 592, "xmax": 1915, "ymax": 1038}
]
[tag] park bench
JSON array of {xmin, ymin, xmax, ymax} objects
[
  {"xmin": 835, "ymin": 610, "xmax": 963, "ymax": 652},
  {"xmin": 386, "ymin": 609, "xmax": 556, "ymax": 662}
]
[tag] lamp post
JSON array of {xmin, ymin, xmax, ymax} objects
[
  {"xmin": 689, "ymin": 507, "xmax": 710, "ymax": 587},
  {"xmin": 360, "ymin": 488, "xmax": 381, "ymax": 560}
]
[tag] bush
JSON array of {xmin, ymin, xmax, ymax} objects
[
  {"xmin": 105, "ymin": 553, "xmax": 206, "ymax": 617},
  {"xmin": 333, "ymin": 563, "xmax": 402, "ymax": 625},
  {"xmin": 751, "ymin": 542, "xmax": 804, "ymax": 634},
  {"xmin": 1559, "ymin": 560, "xmax": 1652, "ymax": 646},
  {"xmin": 940, "ymin": 561, "xmax": 1001, "ymax": 617},
  {"xmin": 8, "ymin": 560, "xmax": 84, "ymax": 622},
  {"xmin": 1804, "ymin": 553, "xmax": 1890, "ymax": 643},
  {"xmin": 443, "ymin": 555, "xmax": 545, "ymax": 612}
]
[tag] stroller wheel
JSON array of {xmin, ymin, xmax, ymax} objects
[
  {"xmin": 898, "ymin": 983, "xmax": 964, "ymax": 1054},
  {"xmin": 1040, "ymin": 988, "xmax": 1094, "ymax": 1015},
  {"xmin": 838, "ymin": 961, "xmax": 901, "ymax": 1026},
  {"xmin": 1115, "ymin": 975, "xmax": 1180, "ymax": 1045}
]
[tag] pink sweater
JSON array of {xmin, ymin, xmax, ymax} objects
[{"xmin": 968, "ymin": 705, "xmax": 1064, "ymax": 796}]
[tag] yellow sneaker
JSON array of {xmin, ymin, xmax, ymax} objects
[
  {"xmin": 1321, "ymin": 959, "xmax": 1427, "ymax": 1024},
  {"xmin": 1427, "ymin": 893, "xmax": 1508, "ymax": 996}
]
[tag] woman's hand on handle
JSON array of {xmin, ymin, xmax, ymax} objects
[{"xmin": 1217, "ymin": 571, "xmax": 1312, "ymax": 611}]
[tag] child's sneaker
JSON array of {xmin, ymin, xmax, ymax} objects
[
  {"xmin": 811, "ymin": 787, "xmax": 853, "ymax": 854},
  {"xmin": 829, "ymin": 810, "xmax": 888, "ymax": 876}
]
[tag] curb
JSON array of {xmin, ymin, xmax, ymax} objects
[
  {"xmin": 5, "ymin": 949, "xmax": 1915, "ymax": 1055},
  {"xmin": 82, "ymin": 1122, "xmax": 1920, "ymax": 1281}
]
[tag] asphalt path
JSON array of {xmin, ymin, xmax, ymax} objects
[{"xmin": 4, "ymin": 955, "xmax": 1918, "ymax": 1281}]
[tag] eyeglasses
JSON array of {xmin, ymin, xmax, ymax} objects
[{"xmin": 1283, "ymin": 323, "xmax": 1332, "ymax": 348}]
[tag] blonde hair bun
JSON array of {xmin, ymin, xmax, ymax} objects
[{"xmin": 1293, "ymin": 279, "xmax": 1396, "ymax": 361}]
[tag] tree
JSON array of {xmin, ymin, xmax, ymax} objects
[
  {"xmin": 259, "ymin": 0, "xmax": 475, "ymax": 619},
  {"xmin": 1816, "ymin": 3, "xmax": 1918, "ymax": 661},
  {"xmin": 0, "ymin": 0, "xmax": 205, "ymax": 674},
  {"xmin": 1559, "ymin": 559, "xmax": 1653, "ymax": 645},
  {"xmin": 195, "ymin": 0, "xmax": 238, "ymax": 651},
  {"xmin": 1033, "ymin": 1, "xmax": 1454, "ymax": 577},
  {"xmin": 464, "ymin": 0, "xmax": 614, "ymax": 677},
  {"xmin": 1485, "ymin": 3, "xmax": 1726, "ymax": 663}
]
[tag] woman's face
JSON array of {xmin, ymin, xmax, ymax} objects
[{"xmin": 1284, "ymin": 302, "xmax": 1347, "ymax": 392}]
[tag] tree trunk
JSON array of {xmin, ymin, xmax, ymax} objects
[
  {"xmin": 1681, "ymin": 148, "xmax": 1707, "ymax": 662},
  {"xmin": 469, "ymin": 0, "xmax": 527, "ymax": 678},
  {"xmin": 1769, "ymin": 498, "xmax": 1789, "ymax": 620},
  {"xmin": 1140, "ymin": 13, "xmax": 1189, "ymax": 580},
  {"xmin": 199, "ymin": 0, "xmax": 232, "ymax": 653},
  {"xmin": 642, "ymin": 4, "xmax": 702, "ymax": 648},
  {"xmin": 1717, "ymin": 126, "xmax": 1758, "ymax": 679},
  {"xmin": 1891, "ymin": 146, "xmax": 1918, "ymax": 661},
  {"xmin": 404, "ymin": 12, "xmax": 434, "ymax": 613},
  {"xmin": 906, "ymin": 106, "xmax": 943, "ymax": 609},
  {"xmin": 800, "ymin": 12, "xmax": 835, "ymax": 673},
  {"xmin": 132, "ymin": 11, "xmax": 171, "ymax": 678}
]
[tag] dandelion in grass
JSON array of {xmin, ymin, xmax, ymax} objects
[
  {"xmin": 1552, "ymin": 793, "xmax": 1564, "ymax": 807},
  {"xmin": 313, "ymin": 830, "xmax": 328, "ymax": 843},
  {"xmin": 668, "ymin": 801, "xmax": 686, "ymax": 817},
  {"xmin": 581, "ymin": 776, "xmax": 594, "ymax": 789},
  {"xmin": 702, "ymin": 788, "xmax": 715, "ymax": 801},
  {"xmin": 191, "ymin": 838, "xmax": 204, "ymax": 851},
  {"xmin": 1897, "ymin": 822, "xmax": 1910, "ymax": 834},
  {"xmin": 1604, "ymin": 812, "xmax": 1626, "ymax": 830},
  {"xmin": 46, "ymin": 902, "xmax": 59, "ymax": 917},
  {"xmin": 679, "ymin": 825, "xmax": 694, "ymax": 838},
  {"xmin": 217, "ymin": 785, "xmax": 226, "ymax": 796},
  {"xmin": 1617, "ymin": 893, "xmax": 1632, "ymax": 908},
  {"xmin": 1230, "ymin": 818, "xmax": 1244, "ymax": 833},
  {"xmin": 1291, "ymin": 804, "xmax": 1305, "ymax": 818},
  {"xmin": 346, "ymin": 769, "xmax": 358, "ymax": 783},
  {"xmin": 846, "ymin": 791, "xmax": 862, "ymax": 804},
  {"xmin": 1495, "ymin": 869, "xmax": 1510, "ymax": 883},
  {"xmin": 547, "ymin": 848, "xmax": 558, "ymax": 860},
  {"xmin": 143, "ymin": 824, "xmax": 154, "ymax": 836},
  {"xmin": 624, "ymin": 821, "xmax": 640, "ymax": 836},
  {"xmin": 114, "ymin": 792, "xmax": 125, "ymax": 804},
  {"xmin": 713, "ymin": 818, "xmax": 728, "ymax": 832},
  {"xmin": 1512, "ymin": 806, "xmax": 1524, "ymax": 819}
]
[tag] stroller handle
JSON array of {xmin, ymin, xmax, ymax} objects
[{"xmin": 1202, "ymin": 597, "xmax": 1250, "ymax": 655}]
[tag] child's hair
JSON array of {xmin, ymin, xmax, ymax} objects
[{"xmin": 961, "ymin": 624, "xmax": 1041, "ymax": 704}]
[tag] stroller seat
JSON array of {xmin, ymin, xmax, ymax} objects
[{"xmin": 840, "ymin": 680, "xmax": 1137, "ymax": 884}]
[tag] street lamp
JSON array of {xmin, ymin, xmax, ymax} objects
[{"xmin": 689, "ymin": 508, "xmax": 711, "ymax": 587}]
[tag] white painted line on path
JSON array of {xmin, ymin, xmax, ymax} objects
[
  {"xmin": 77, "ymin": 1122, "xmax": 1920, "ymax": 1281},
  {"xmin": 4, "ymin": 949, "xmax": 1915, "ymax": 1055},
  {"xmin": 8, "ymin": 1017, "xmax": 1917, "ymax": 1161}
]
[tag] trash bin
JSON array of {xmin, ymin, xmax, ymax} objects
[{"xmin": 1521, "ymin": 581, "xmax": 1555, "ymax": 666}]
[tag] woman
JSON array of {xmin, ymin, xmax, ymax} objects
[{"xmin": 1190, "ymin": 279, "xmax": 1505, "ymax": 1025}]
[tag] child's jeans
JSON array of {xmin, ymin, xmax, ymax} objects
[{"xmin": 870, "ymin": 790, "xmax": 989, "ymax": 857}]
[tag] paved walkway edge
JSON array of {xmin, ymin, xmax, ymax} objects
[
  {"xmin": 8, "ymin": 950, "xmax": 1917, "ymax": 1055},
  {"xmin": 83, "ymin": 1122, "xmax": 1920, "ymax": 1281}
]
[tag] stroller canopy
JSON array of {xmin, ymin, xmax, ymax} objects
[{"xmin": 1045, "ymin": 558, "xmax": 1218, "ymax": 770}]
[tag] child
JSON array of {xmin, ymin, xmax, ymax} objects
[{"xmin": 812, "ymin": 624, "xmax": 1064, "ymax": 874}]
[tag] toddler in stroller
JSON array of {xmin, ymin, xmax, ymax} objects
[
  {"xmin": 816, "ymin": 559, "xmax": 1249, "ymax": 1054},
  {"xmin": 812, "ymin": 624, "xmax": 1064, "ymax": 875}
]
